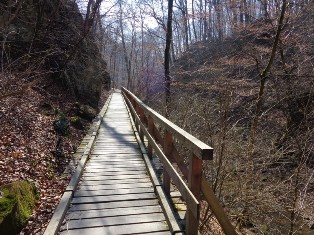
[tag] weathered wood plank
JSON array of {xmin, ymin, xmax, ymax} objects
[
  {"xmin": 72, "ymin": 193, "xmax": 157, "ymax": 204},
  {"xmin": 86, "ymin": 161, "xmax": 144, "ymax": 167},
  {"xmin": 91, "ymin": 150, "xmax": 140, "ymax": 154},
  {"xmin": 74, "ymin": 187, "xmax": 154, "ymax": 197},
  {"xmin": 79, "ymin": 178, "xmax": 150, "ymax": 186},
  {"xmin": 66, "ymin": 205, "xmax": 162, "ymax": 220},
  {"xmin": 83, "ymin": 168, "xmax": 146, "ymax": 173},
  {"xmin": 92, "ymin": 144, "xmax": 140, "ymax": 148},
  {"xmin": 59, "ymin": 222, "xmax": 170, "ymax": 235},
  {"xmin": 81, "ymin": 174, "xmax": 149, "ymax": 181},
  {"xmin": 83, "ymin": 170, "xmax": 146, "ymax": 176},
  {"xmin": 87, "ymin": 158, "xmax": 142, "ymax": 163},
  {"xmin": 68, "ymin": 199, "xmax": 159, "ymax": 211},
  {"xmin": 84, "ymin": 164, "xmax": 146, "ymax": 170},
  {"xmin": 77, "ymin": 182, "xmax": 153, "ymax": 191},
  {"xmin": 60, "ymin": 213, "xmax": 165, "ymax": 230}
]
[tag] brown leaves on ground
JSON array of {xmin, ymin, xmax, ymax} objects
[{"xmin": 0, "ymin": 78, "xmax": 93, "ymax": 234}]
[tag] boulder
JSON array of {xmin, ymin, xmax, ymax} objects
[{"xmin": 0, "ymin": 181, "xmax": 38, "ymax": 235}]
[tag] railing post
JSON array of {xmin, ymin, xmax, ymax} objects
[
  {"xmin": 163, "ymin": 130, "xmax": 173, "ymax": 196},
  {"xmin": 147, "ymin": 115, "xmax": 154, "ymax": 158},
  {"xmin": 186, "ymin": 154, "xmax": 202, "ymax": 235},
  {"xmin": 134, "ymin": 103, "xmax": 140, "ymax": 132},
  {"xmin": 138, "ymin": 107, "xmax": 145, "ymax": 141}
]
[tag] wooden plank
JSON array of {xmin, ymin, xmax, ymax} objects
[
  {"xmin": 87, "ymin": 159, "xmax": 143, "ymax": 164},
  {"xmin": 66, "ymin": 205, "xmax": 162, "ymax": 220},
  {"xmin": 84, "ymin": 163, "xmax": 145, "ymax": 169},
  {"xmin": 77, "ymin": 182, "xmax": 153, "ymax": 191},
  {"xmin": 59, "ymin": 222, "xmax": 169, "ymax": 235},
  {"xmin": 74, "ymin": 187, "xmax": 154, "ymax": 197},
  {"xmin": 91, "ymin": 150, "xmax": 140, "ymax": 154},
  {"xmin": 86, "ymin": 161, "xmax": 144, "ymax": 166},
  {"xmin": 68, "ymin": 199, "xmax": 159, "ymax": 211},
  {"xmin": 89, "ymin": 154, "xmax": 141, "ymax": 158},
  {"xmin": 83, "ymin": 170, "xmax": 146, "ymax": 176},
  {"xmin": 93, "ymin": 143, "xmax": 140, "ymax": 147},
  {"xmin": 79, "ymin": 178, "xmax": 151, "ymax": 186},
  {"xmin": 83, "ymin": 167, "xmax": 146, "ymax": 173},
  {"xmin": 72, "ymin": 193, "xmax": 156, "ymax": 204},
  {"xmin": 87, "ymin": 160, "xmax": 143, "ymax": 165},
  {"xmin": 81, "ymin": 174, "xmax": 149, "ymax": 181},
  {"xmin": 84, "ymin": 162, "xmax": 145, "ymax": 168},
  {"xmin": 60, "ymin": 213, "xmax": 165, "ymax": 230},
  {"xmin": 94, "ymin": 141, "xmax": 138, "ymax": 144},
  {"xmin": 88, "ymin": 157, "xmax": 142, "ymax": 162},
  {"xmin": 91, "ymin": 152, "xmax": 140, "ymax": 155},
  {"xmin": 89, "ymin": 156, "xmax": 142, "ymax": 161}
]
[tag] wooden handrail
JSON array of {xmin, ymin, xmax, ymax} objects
[
  {"xmin": 122, "ymin": 88, "xmax": 213, "ymax": 160},
  {"xmin": 121, "ymin": 87, "xmax": 237, "ymax": 235}
]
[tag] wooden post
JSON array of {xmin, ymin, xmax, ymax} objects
[
  {"xmin": 163, "ymin": 130, "xmax": 173, "ymax": 196},
  {"xmin": 138, "ymin": 107, "xmax": 145, "ymax": 141},
  {"xmin": 147, "ymin": 115, "xmax": 154, "ymax": 158},
  {"xmin": 134, "ymin": 103, "xmax": 140, "ymax": 132},
  {"xmin": 186, "ymin": 154, "xmax": 202, "ymax": 235}
]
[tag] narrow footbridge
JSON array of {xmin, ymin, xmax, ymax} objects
[{"xmin": 44, "ymin": 89, "xmax": 237, "ymax": 235}]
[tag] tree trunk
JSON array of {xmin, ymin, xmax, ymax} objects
[{"xmin": 165, "ymin": 0, "xmax": 174, "ymax": 107}]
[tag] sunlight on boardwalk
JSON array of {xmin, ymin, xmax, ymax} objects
[{"xmin": 59, "ymin": 93, "xmax": 171, "ymax": 235}]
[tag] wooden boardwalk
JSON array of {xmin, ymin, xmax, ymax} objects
[
  {"xmin": 46, "ymin": 89, "xmax": 237, "ymax": 235},
  {"xmin": 58, "ymin": 93, "xmax": 172, "ymax": 235}
]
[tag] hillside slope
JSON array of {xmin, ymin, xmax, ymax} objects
[
  {"xmin": 0, "ymin": 1, "xmax": 111, "ymax": 234},
  {"xmin": 160, "ymin": 6, "xmax": 314, "ymax": 235}
]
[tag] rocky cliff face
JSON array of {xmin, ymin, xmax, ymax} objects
[{"xmin": 0, "ymin": 0, "xmax": 110, "ymax": 106}]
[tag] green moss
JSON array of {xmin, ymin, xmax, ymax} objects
[
  {"xmin": 77, "ymin": 104, "xmax": 97, "ymax": 121},
  {"xmin": 70, "ymin": 116, "xmax": 83, "ymax": 129},
  {"xmin": 0, "ymin": 181, "xmax": 38, "ymax": 235}
]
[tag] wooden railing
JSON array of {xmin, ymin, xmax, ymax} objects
[{"xmin": 121, "ymin": 88, "xmax": 237, "ymax": 235}]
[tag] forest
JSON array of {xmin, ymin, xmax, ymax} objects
[{"xmin": 0, "ymin": 0, "xmax": 314, "ymax": 234}]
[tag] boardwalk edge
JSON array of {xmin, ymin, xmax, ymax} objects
[
  {"xmin": 43, "ymin": 93, "xmax": 113, "ymax": 235},
  {"xmin": 123, "ymin": 95, "xmax": 184, "ymax": 235}
]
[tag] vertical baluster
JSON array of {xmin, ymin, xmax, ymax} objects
[
  {"xmin": 147, "ymin": 115, "xmax": 154, "ymax": 158},
  {"xmin": 186, "ymin": 154, "xmax": 202, "ymax": 235},
  {"xmin": 138, "ymin": 107, "xmax": 145, "ymax": 141},
  {"xmin": 134, "ymin": 103, "xmax": 140, "ymax": 132},
  {"xmin": 163, "ymin": 130, "xmax": 173, "ymax": 196}
]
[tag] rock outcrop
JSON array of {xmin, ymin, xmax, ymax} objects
[{"xmin": 0, "ymin": 0, "xmax": 111, "ymax": 107}]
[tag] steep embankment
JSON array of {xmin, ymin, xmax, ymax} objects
[
  {"xmin": 165, "ymin": 9, "xmax": 314, "ymax": 235},
  {"xmin": 0, "ymin": 1, "xmax": 110, "ymax": 234}
]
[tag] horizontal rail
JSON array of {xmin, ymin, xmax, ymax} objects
[
  {"xmin": 121, "ymin": 88, "xmax": 237, "ymax": 235},
  {"xmin": 122, "ymin": 88, "xmax": 213, "ymax": 160},
  {"xmin": 123, "ymin": 93, "xmax": 199, "ymax": 218}
]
